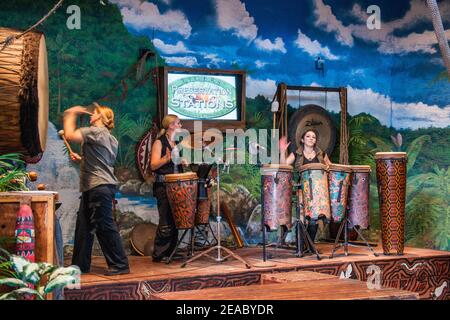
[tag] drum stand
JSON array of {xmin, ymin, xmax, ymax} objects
[
  {"xmin": 181, "ymin": 161, "xmax": 251, "ymax": 269},
  {"xmin": 329, "ymin": 214, "xmax": 378, "ymax": 258},
  {"xmin": 293, "ymin": 204, "xmax": 322, "ymax": 260},
  {"xmin": 166, "ymin": 227, "xmax": 195, "ymax": 264},
  {"xmin": 194, "ymin": 223, "xmax": 218, "ymax": 248}
]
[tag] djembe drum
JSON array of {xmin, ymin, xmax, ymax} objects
[
  {"xmin": 328, "ymin": 164, "xmax": 352, "ymax": 224},
  {"xmin": 375, "ymin": 152, "xmax": 407, "ymax": 255},
  {"xmin": 298, "ymin": 163, "xmax": 331, "ymax": 221},
  {"xmin": 261, "ymin": 164, "xmax": 293, "ymax": 231},
  {"xmin": 0, "ymin": 28, "xmax": 49, "ymax": 161},
  {"xmin": 165, "ymin": 172, "xmax": 198, "ymax": 230},
  {"xmin": 348, "ymin": 165, "xmax": 371, "ymax": 229}
]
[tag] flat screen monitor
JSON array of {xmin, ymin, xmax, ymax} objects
[{"xmin": 158, "ymin": 66, "xmax": 246, "ymax": 132}]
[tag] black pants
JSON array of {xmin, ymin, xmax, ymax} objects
[
  {"xmin": 152, "ymin": 183, "xmax": 179, "ymax": 260},
  {"xmin": 72, "ymin": 184, "xmax": 129, "ymax": 273}
]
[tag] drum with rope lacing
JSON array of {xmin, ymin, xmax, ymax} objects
[{"xmin": 0, "ymin": 28, "xmax": 49, "ymax": 162}]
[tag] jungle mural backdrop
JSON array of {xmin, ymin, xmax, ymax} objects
[{"xmin": 1, "ymin": 0, "xmax": 448, "ymax": 256}]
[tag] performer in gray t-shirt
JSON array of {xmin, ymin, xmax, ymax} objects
[{"xmin": 63, "ymin": 103, "xmax": 129, "ymax": 276}]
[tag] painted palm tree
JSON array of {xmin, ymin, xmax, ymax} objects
[
  {"xmin": 347, "ymin": 114, "xmax": 376, "ymax": 165},
  {"xmin": 406, "ymin": 166, "xmax": 450, "ymax": 251},
  {"xmin": 427, "ymin": 0, "xmax": 450, "ymax": 78}
]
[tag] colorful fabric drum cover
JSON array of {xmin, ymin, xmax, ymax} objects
[
  {"xmin": 348, "ymin": 165, "xmax": 371, "ymax": 229},
  {"xmin": 165, "ymin": 172, "xmax": 198, "ymax": 229},
  {"xmin": 375, "ymin": 152, "xmax": 407, "ymax": 255},
  {"xmin": 15, "ymin": 204, "xmax": 35, "ymax": 262},
  {"xmin": 299, "ymin": 163, "xmax": 331, "ymax": 221},
  {"xmin": 328, "ymin": 164, "xmax": 352, "ymax": 223},
  {"xmin": 261, "ymin": 164, "xmax": 293, "ymax": 231},
  {"xmin": 196, "ymin": 188, "xmax": 211, "ymax": 225}
]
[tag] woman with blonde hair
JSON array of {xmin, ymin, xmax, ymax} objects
[
  {"xmin": 150, "ymin": 114, "xmax": 184, "ymax": 262},
  {"xmin": 63, "ymin": 103, "xmax": 129, "ymax": 276}
]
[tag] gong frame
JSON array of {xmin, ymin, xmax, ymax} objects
[{"xmin": 272, "ymin": 84, "xmax": 349, "ymax": 164}]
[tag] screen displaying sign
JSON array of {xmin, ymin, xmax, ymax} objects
[{"xmin": 167, "ymin": 72, "xmax": 238, "ymax": 120}]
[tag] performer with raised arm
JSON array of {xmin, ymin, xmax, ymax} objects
[
  {"xmin": 63, "ymin": 103, "xmax": 129, "ymax": 276},
  {"xmin": 280, "ymin": 130, "xmax": 332, "ymax": 243}
]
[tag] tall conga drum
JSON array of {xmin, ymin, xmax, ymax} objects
[
  {"xmin": 261, "ymin": 164, "xmax": 293, "ymax": 231},
  {"xmin": 165, "ymin": 172, "xmax": 198, "ymax": 229},
  {"xmin": 375, "ymin": 152, "xmax": 407, "ymax": 255},
  {"xmin": 298, "ymin": 163, "xmax": 331, "ymax": 221},
  {"xmin": 0, "ymin": 28, "xmax": 49, "ymax": 162},
  {"xmin": 328, "ymin": 164, "xmax": 352, "ymax": 223},
  {"xmin": 348, "ymin": 165, "xmax": 371, "ymax": 229}
]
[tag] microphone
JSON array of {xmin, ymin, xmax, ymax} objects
[{"xmin": 172, "ymin": 146, "xmax": 181, "ymax": 173}]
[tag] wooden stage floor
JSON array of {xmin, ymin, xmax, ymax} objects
[{"xmin": 64, "ymin": 243, "xmax": 450, "ymax": 300}]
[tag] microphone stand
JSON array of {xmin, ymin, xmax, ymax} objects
[{"xmin": 181, "ymin": 159, "xmax": 251, "ymax": 268}]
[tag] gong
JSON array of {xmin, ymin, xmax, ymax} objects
[{"xmin": 288, "ymin": 104, "xmax": 337, "ymax": 155}]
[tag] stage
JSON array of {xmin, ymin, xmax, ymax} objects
[{"xmin": 63, "ymin": 243, "xmax": 450, "ymax": 300}]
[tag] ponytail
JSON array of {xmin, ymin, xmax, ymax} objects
[{"xmin": 157, "ymin": 115, "xmax": 178, "ymax": 138}]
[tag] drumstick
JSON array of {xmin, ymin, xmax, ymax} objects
[{"xmin": 58, "ymin": 130, "xmax": 75, "ymax": 154}]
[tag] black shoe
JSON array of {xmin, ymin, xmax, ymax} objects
[{"xmin": 104, "ymin": 268, "xmax": 130, "ymax": 276}]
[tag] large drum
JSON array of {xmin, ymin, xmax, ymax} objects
[
  {"xmin": 261, "ymin": 164, "xmax": 293, "ymax": 231},
  {"xmin": 348, "ymin": 165, "xmax": 371, "ymax": 229},
  {"xmin": 130, "ymin": 222, "xmax": 157, "ymax": 256},
  {"xmin": 165, "ymin": 172, "xmax": 198, "ymax": 229},
  {"xmin": 375, "ymin": 152, "xmax": 407, "ymax": 255},
  {"xmin": 0, "ymin": 28, "xmax": 49, "ymax": 161},
  {"xmin": 298, "ymin": 163, "xmax": 331, "ymax": 221},
  {"xmin": 328, "ymin": 164, "xmax": 352, "ymax": 223}
]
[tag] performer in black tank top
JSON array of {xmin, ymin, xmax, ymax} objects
[
  {"xmin": 279, "ymin": 129, "xmax": 332, "ymax": 244},
  {"xmin": 150, "ymin": 115, "xmax": 184, "ymax": 262}
]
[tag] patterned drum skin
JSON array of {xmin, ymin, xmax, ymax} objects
[
  {"xmin": 375, "ymin": 152, "xmax": 407, "ymax": 255},
  {"xmin": 262, "ymin": 164, "xmax": 293, "ymax": 231},
  {"xmin": 348, "ymin": 165, "xmax": 371, "ymax": 229},
  {"xmin": 299, "ymin": 163, "xmax": 331, "ymax": 221},
  {"xmin": 196, "ymin": 188, "xmax": 211, "ymax": 225},
  {"xmin": 328, "ymin": 164, "xmax": 352, "ymax": 223},
  {"xmin": 165, "ymin": 172, "xmax": 198, "ymax": 229}
]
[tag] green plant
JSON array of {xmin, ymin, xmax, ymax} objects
[
  {"xmin": 0, "ymin": 249, "xmax": 81, "ymax": 300},
  {"xmin": 0, "ymin": 153, "xmax": 29, "ymax": 192}
]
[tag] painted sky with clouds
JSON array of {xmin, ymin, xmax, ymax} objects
[{"xmin": 109, "ymin": 0, "xmax": 450, "ymax": 129}]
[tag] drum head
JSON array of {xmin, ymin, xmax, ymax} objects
[
  {"xmin": 165, "ymin": 172, "xmax": 198, "ymax": 182},
  {"xmin": 350, "ymin": 165, "xmax": 371, "ymax": 173},
  {"xmin": 328, "ymin": 164, "xmax": 352, "ymax": 173},
  {"xmin": 375, "ymin": 152, "xmax": 407, "ymax": 160},
  {"xmin": 261, "ymin": 164, "xmax": 293, "ymax": 171},
  {"xmin": 288, "ymin": 104, "xmax": 337, "ymax": 156},
  {"xmin": 37, "ymin": 34, "xmax": 48, "ymax": 154},
  {"xmin": 298, "ymin": 162, "xmax": 328, "ymax": 173},
  {"xmin": 130, "ymin": 223, "xmax": 157, "ymax": 256}
]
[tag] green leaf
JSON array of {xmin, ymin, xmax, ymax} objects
[
  {"xmin": 0, "ymin": 287, "xmax": 43, "ymax": 300},
  {"xmin": 0, "ymin": 277, "xmax": 28, "ymax": 288},
  {"xmin": 405, "ymin": 135, "xmax": 431, "ymax": 172},
  {"xmin": 369, "ymin": 137, "xmax": 392, "ymax": 153},
  {"xmin": 48, "ymin": 266, "xmax": 81, "ymax": 283},
  {"xmin": 10, "ymin": 255, "xmax": 30, "ymax": 275},
  {"xmin": 44, "ymin": 274, "xmax": 80, "ymax": 294},
  {"xmin": 22, "ymin": 263, "xmax": 42, "ymax": 285}
]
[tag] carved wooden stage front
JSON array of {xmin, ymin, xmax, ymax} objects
[{"xmin": 63, "ymin": 243, "xmax": 449, "ymax": 300}]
